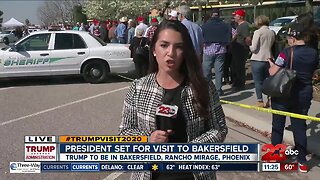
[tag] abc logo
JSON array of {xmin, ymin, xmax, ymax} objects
[{"xmin": 285, "ymin": 148, "xmax": 299, "ymax": 156}]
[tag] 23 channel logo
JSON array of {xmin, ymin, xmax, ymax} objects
[{"xmin": 261, "ymin": 144, "xmax": 299, "ymax": 162}]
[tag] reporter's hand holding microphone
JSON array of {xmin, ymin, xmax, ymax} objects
[{"xmin": 149, "ymin": 130, "xmax": 174, "ymax": 143}]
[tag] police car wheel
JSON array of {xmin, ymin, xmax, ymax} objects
[
  {"xmin": 4, "ymin": 37, "xmax": 9, "ymax": 45},
  {"xmin": 83, "ymin": 61, "xmax": 108, "ymax": 83}
]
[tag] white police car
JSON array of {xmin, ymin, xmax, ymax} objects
[{"xmin": 0, "ymin": 30, "xmax": 134, "ymax": 83}]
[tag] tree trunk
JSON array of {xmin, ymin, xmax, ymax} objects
[
  {"xmin": 197, "ymin": 5, "xmax": 203, "ymax": 24},
  {"xmin": 306, "ymin": 0, "xmax": 313, "ymax": 13}
]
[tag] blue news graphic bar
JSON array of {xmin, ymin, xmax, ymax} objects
[
  {"xmin": 159, "ymin": 163, "xmax": 259, "ymax": 172},
  {"xmin": 41, "ymin": 163, "xmax": 258, "ymax": 172},
  {"xmin": 59, "ymin": 143, "xmax": 258, "ymax": 153}
]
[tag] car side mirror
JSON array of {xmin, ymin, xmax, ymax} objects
[{"xmin": 9, "ymin": 45, "xmax": 17, "ymax": 52}]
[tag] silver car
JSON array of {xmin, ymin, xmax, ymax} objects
[
  {"xmin": 269, "ymin": 16, "xmax": 297, "ymax": 34},
  {"xmin": 0, "ymin": 29, "xmax": 18, "ymax": 45}
]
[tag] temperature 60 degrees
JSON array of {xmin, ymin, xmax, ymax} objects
[
  {"xmin": 280, "ymin": 163, "xmax": 298, "ymax": 171},
  {"xmin": 285, "ymin": 164, "xmax": 294, "ymax": 170}
]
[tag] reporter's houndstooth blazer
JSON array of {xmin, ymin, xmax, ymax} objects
[{"xmin": 119, "ymin": 73, "xmax": 228, "ymax": 180}]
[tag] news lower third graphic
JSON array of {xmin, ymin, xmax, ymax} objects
[{"xmin": 8, "ymin": 135, "xmax": 301, "ymax": 173}]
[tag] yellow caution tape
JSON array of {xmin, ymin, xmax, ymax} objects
[
  {"xmin": 220, "ymin": 100, "xmax": 320, "ymax": 122},
  {"xmin": 117, "ymin": 75, "xmax": 320, "ymax": 122}
]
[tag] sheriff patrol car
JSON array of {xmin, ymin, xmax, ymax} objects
[{"xmin": 0, "ymin": 30, "xmax": 134, "ymax": 83}]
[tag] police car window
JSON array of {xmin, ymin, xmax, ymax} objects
[
  {"xmin": 54, "ymin": 33, "xmax": 87, "ymax": 49},
  {"xmin": 73, "ymin": 34, "xmax": 87, "ymax": 49},
  {"xmin": 19, "ymin": 33, "xmax": 51, "ymax": 51},
  {"xmin": 55, "ymin": 33, "xmax": 73, "ymax": 50}
]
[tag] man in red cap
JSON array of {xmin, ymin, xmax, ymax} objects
[
  {"xmin": 230, "ymin": 9, "xmax": 251, "ymax": 91},
  {"xmin": 144, "ymin": 17, "xmax": 159, "ymax": 42},
  {"xmin": 135, "ymin": 16, "xmax": 148, "ymax": 37}
]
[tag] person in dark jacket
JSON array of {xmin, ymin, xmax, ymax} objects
[
  {"xmin": 129, "ymin": 28, "xmax": 149, "ymax": 78},
  {"xmin": 268, "ymin": 23, "xmax": 319, "ymax": 173},
  {"xmin": 201, "ymin": 8, "xmax": 231, "ymax": 96}
]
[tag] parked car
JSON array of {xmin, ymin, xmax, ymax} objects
[
  {"xmin": 0, "ymin": 29, "xmax": 18, "ymax": 45},
  {"xmin": 0, "ymin": 30, "xmax": 134, "ymax": 83},
  {"xmin": 28, "ymin": 28, "xmax": 41, "ymax": 34},
  {"xmin": 269, "ymin": 16, "xmax": 297, "ymax": 34}
]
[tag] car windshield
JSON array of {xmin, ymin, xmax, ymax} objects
[
  {"xmin": 89, "ymin": 33, "xmax": 106, "ymax": 46},
  {"xmin": 270, "ymin": 18, "xmax": 294, "ymax": 26}
]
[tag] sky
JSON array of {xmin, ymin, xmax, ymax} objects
[{"xmin": 0, "ymin": 0, "xmax": 44, "ymax": 25}]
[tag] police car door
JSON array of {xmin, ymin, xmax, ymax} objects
[
  {"xmin": 50, "ymin": 32, "xmax": 89, "ymax": 75},
  {"xmin": 0, "ymin": 33, "xmax": 51, "ymax": 77}
]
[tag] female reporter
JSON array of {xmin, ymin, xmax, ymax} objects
[{"xmin": 119, "ymin": 20, "xmax": 228, "ymax": 180}]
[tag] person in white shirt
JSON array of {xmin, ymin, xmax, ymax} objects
[
  {"xmin": 79, "ymin": 23, "xmax": 86, "ymax": 31},
  {"xmin": 134, "ymin": 16, "xmax": 148, "ymax": 37},
  {"xmin": 88, "ymin": 22, "xmax": 95, "ymax": 34}
]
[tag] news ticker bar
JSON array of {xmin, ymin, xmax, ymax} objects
[
  {"xmin": 59, "ymin": 143, "xmax": 258, "ymax": 153},
  {"xmin": 10, "ymin": 162, "xmax": 259, "ymax": 173},
  {"xmin": 25, "ymin": 136, "xmax": 148, "ymax": 143}
]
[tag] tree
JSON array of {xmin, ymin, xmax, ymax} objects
[
  {"xmin": 0, "ymin": 10, "xmax": 3, "ymax": 30},
  {"xmin": 306, "ymin": 0, "xmax": 313, "ymax": 13},
  {"xmin": 38, "ymin": 0, "xmax": 84, "ymax": 26},
  {"xmin": 83, "ymin": 0, "xmax": 153, "ymax": 20},
  {"xmin": 25, "ymin": 19, "xmax": 30, "ymax": 26},
  {"xmin": 73, "ymin": 5, "xmax": 87, "ymax": 24}
]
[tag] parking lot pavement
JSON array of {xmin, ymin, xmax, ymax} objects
[
  {"xmin": 0, "ymin": 76, "xmax": 131, "ymax": 180},
  {"xmin": 0, "ymin": 76, "xmax": 319, "ymax": 180}
]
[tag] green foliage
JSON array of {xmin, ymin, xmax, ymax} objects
[
  {"xmin": 249, "ymin": 23, "xmax": 258, "ymax": 35},
  {"xmin": 73, "ymin": 5, "xmax": 87, "ymax": 24}
]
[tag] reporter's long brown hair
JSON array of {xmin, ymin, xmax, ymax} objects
[{"xmin": 148, "ymin": 20, "xmax": 210, "ymax": 119}]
